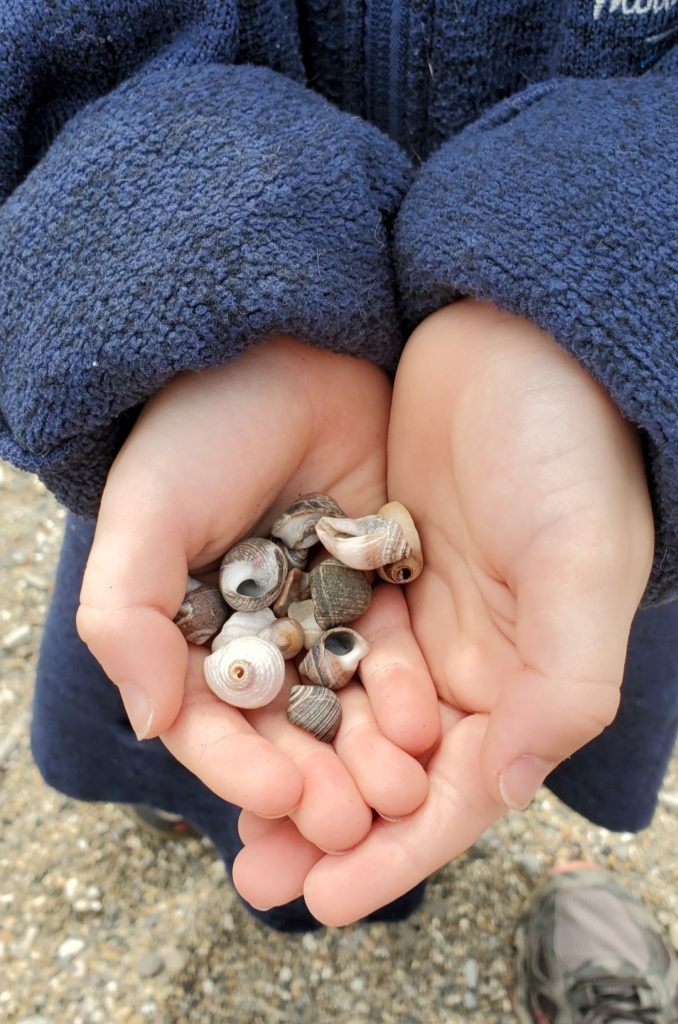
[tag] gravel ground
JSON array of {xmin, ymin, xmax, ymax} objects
[{"xmin": 1, "ymin": 459, "xmax": 676, "ymax": 1024}]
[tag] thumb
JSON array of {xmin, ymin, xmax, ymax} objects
[
  {"xmin": 77, "ymin": 347, "xmax": 313, "ymax": 738},
  {"xmin": 480, "ymin": 529, "xmax": 651, "ymax": 810}
]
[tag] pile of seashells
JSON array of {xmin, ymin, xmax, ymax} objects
[{"xmin": 173, "ymin": 495, "xmax": 422, "ymax": 743}]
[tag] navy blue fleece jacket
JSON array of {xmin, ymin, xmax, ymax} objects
[{"xmin": 0, "ymin": 0, "xmax": 676, "ymax": 604}]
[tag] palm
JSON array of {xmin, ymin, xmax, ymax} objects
[
  {"xmin": 77, "ymin": 337, "xmax": 434, "ymax": 855},
  {"xmin": 233, "ymin": 302, "xmax": 654, "ymax": 926}
]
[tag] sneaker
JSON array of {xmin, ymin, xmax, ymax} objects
[
  {"xmin": 514, "ymin": 866, "xmax": 678, "ymax": 1023},
  {"xmin": 122, "ymin": 804, "xmax": 200, "ymax": 840}
]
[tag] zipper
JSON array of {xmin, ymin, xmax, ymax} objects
[{"xmin": 364, "ymin": 0, "xmax": 408, "ymax": 143}]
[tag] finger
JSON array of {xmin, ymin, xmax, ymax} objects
[
  {"xmin": 246, "ymin": 666, "xmax": 374, "ymax": 852},
  {"xmin": 356, "ymin": 585, "xmax": 440, "ymax": 755},
  {"xmin": 238, "ymin": 810, "xmax": 283, "ymax": 844},
  {"xmin": 233, "ymin": 818, "xmax": 324, "ymax": 911},
  {"xmin": 480, "ymin": 526, "xmax": 650, "ymax": 811},
  {"xmin": 77, "ymin": 350, "xmax": 314, "ymax": 736},
  {"xmin": 159, "ymin": 647, "xmax": 303, "ymax": 818},
  {"xmin": 303, "ymin": 713, "xmax": 504, "ymax": 926},
  {"xmin": 334, "ymin": 683, "xmax": 428, "ymax": 820}
]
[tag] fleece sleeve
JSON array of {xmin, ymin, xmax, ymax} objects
[
  {"xmin": 0, "ymin": 4, "xmax": 412, "ymax": 517},
  {"xmin": 394, "ymin": 62, "xmax": 678, "ymax": 606}
]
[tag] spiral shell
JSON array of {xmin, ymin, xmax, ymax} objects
[
  {"xmin": 219, "ymin": 538, "xmax": 287, "ymax": 612},
  {"xmin": 173, "ymin": 577, "xmax": 228, "ymax": 645},
  {"xmin": 258, "ymin": 617, "xmax": 305, "ymax": 659},
  {"xmin": 211, "ymin": 608, "xmax": 276, "ymax": 652},
  {"xmin": 271, "ymin": 568, "xmax": 311, "ymax": 618},
  {"xmin": 287, "ymin": 599, "xmax": 323, "ymax": 649},
  {"xmin": 308, "ymin": 558, "xmax": 372, "ymax": 629},
  {"xmin": 315, "ymin": 505, "xmax": 421, "ymax": 581},
  {"xmin": 270, "ymin": 493, "xmax": 345, "ymax": 551},
  {"xmin": 204, "ymin": 635, "xmax": 285, "ymax": 708},
  {"xmin": 273, "ymin": 539, "xmax": 309, "ymax": 571},
  {"xmin": 298, "ymin": 627, "xmax": 369, "ymax": 690},
  {"xmin": 375, "ymin": 502, "xmax": 423, "ymax": 584},
  {"xmin": 287, "ymin": 684, "xmax": 342, "ymax": 742}
]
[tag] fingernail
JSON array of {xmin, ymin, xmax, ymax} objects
[
  {"xmin": 378, "ymin": 812, "xmax": 406, "ymax": 823},
  {"xmin": 499, "ymin": 755, "xmax": 555, "ymax": 810},
  {"xmin": 119, "ymin": 683, "xmax": 154, "ymax": 740}
]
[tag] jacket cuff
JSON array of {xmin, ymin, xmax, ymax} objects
[
  {"xmin": 395, "ymin": 76, "xmax": 678, "ymax": 605},
  {"xmin": 0, "ymin": 63, "xmax": 412, "ymax": 516}
]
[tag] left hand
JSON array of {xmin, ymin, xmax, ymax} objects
[{"xmin": 233, "ymin": 300, "xmax": 655, "ymax": 924}]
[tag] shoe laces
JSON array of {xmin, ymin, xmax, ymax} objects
[{"xmin": 571, "ymin": 975, "xmax": 663, "ymax": 1023}]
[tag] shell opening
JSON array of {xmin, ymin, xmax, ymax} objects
[
  {"xmin": 324, "ymin": 631, "xmax": 355, "ymax": 656},
  {"xmin": 236, "ymin": 578, "xmax": 266, "ymax": 597},
  {"xmin": 228, "ymin": 661, "xmax": 248, "ymax": 685},
  {"xmin": 397, "ymin": 566, "xmax": 412, "ymax": 581}
]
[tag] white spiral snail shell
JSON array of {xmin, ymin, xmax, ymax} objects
[
  {"xmin": 203, "ymin": 635, "xmax": 285, "ymax": 709},
  {"xmin": 315, "ymin": 502, "xmax": 422, "ymax": 584}
]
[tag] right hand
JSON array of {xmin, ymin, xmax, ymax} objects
[{"xmin": 76, "ymin": 337, "xmax": 439, "ymax": 857}]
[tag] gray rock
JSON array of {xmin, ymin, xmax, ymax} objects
[
  {"xmin": 514, "ymin": 852, "xmax": 542, "ymax": 877},
  {"xmin": 160, "ymin": 946, "xmax": 187, "ymax": 976},
  {"xmin": 463, "ymin": 957, "xmax": 479, "ymax": 989},
  {"xmin": 463, "ymin": 990, "xmax": 478, "ymax": 1010},
  {"xmin": 137, "ymin": 952, "xmax": 164, "ymax": 978}
]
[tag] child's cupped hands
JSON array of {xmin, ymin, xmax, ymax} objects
[
  {"xmin": 76, "ymin": 337, "xmax": 439, "ymax": 857},
  {"xmin": 234, "ymin": 300, "xmax": 655, "ymax": 925}
]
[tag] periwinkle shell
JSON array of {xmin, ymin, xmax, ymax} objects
[
  {"xmin": 271, "ymin": 568, "xmax": 311, "ymax": 618},
  {"xmin": 287, "ymin": 684, "xmax": 342, "ymax": 742},
  {"xmin": 309, "ymin": 558, "xmax": 372, "ymax": 630},
  {"xmin": 204, "ymin": 635, "xmax": 285, "ymax": 709},
  {"xmin": 375, "ymin": 502, "xmax": 423, "ymax": 584},
  {"xmin": 174, "ymin": 577, "xmax": 228, "ymax": 645},
  {"xmin": 270, "ymin": 493, "xmax": 345, "ymax": 551},
  {"xmin": 298, "ymin": 627, "xmax": 369, "ymax": 690},
  {"xmin": 314, "ymin": 514, "xmax": 409, "ymax": 572},
  {"xmin": 219, "ymin": 537, "xmax": 287, "ymax": 612},
  {"xmin": 211, "ymin": 608, "xmax": 276, "ymax": 652},
  {"xmin": 258, "ymin": 617, "xmax": 305, "ymax": 659}
]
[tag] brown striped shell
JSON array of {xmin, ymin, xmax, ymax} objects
[
  {"xmin": 270, "ymin": 493, "xmax": 345, "ymax": 551},
  {"xmin": 174, "ymin": 577, "xmax": 228, "ymax": 645},
  {"xmin": 298, "ymin": 627, "xmax": 369, "ymax": 690},
  {"xmin": 374, "ymin": 502, "xmax": 423, "ymax": 584},
  {"xmin": 219, "ymin": 537, "xmax": 287, "ymax": 612},
  {"xmin": 287, "ymin": 684, "xmax": 342, "ymax": 743},
  {"xmin": 271, "ymin": 568, "xmax": 311, "ymax": 617}
]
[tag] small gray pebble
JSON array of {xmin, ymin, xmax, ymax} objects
[
  {"xmin": 160, "ymin": 946, "xmax": 186, "ymax": 976},
  {"xmin": 463, "ymin": 990, "xmax": 477, "ymax": 1010},
  {"xmin": 514, "ymin": 852, "xmax": 542, "ymax": 877},
  {"xmin": 137, "ymin": 952, "xmax": 164, "ymax": 978},
  {"xmin": 462, "ymin": 958, "xmax": 479, "ymax": 989}
]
